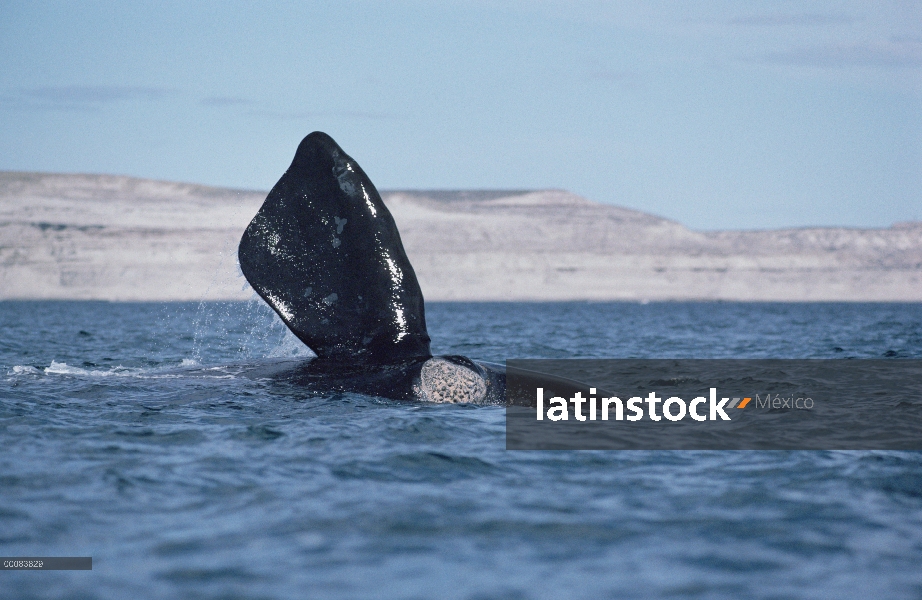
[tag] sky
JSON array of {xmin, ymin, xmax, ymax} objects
[{"xmin": 0, "ymin": 0, "xmax": 919, "ymax": 230}]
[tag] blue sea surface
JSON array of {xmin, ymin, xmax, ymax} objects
[{"xmin": 2, "ymin": 301, "xmax": 922, "ymax": 599}]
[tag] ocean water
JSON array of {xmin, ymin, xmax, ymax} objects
[{"xmin": 2, "ymin": 300, "xmax": 922, "ymax": 599}]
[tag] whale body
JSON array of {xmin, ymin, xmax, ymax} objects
[{"xmin": 238, "ymin": 132, "xmax": 504, "ymax": 403}]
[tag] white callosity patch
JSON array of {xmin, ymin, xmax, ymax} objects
[{"xmin": 418, "ymin": 358, "xmax": 488, "ymax": 404}]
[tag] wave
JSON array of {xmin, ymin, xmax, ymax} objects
[
  {"xmin": 43, "ymin": 360, "xmax": 139, "ymax": 377},
  {"xmin": 6, "ymin": 360, "xmax": 242, "ymax": 380}
]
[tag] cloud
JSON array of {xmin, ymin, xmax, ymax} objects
[
  {"xmin": 1, "ymin": 85, "xmax": 171, "ymax": 110},
  {"xmin": 730, "ymin": 13, "xmax": 854, "ymax": 27},
  {"xmin": 762, "ymin": 39, "xmax": 922, "ymax": 68},
  {"xmin": 201, "ymin": 96, "xmax": 251, "ymax": 107},
  {"xmin": 248, "ymin": 109, "xmax": 400, "ymax": 120}
]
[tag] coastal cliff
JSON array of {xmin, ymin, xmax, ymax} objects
[{"xmin": 2, "ymin": 172, "xmax": 920, "ymax": 301}]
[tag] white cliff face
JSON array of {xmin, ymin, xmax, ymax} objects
[
  {"xmin": 1, "ymin": 172, "xmax": 920, "ymax": 301},
  {"xmin": 0, "ymin": 172, "xmax": 266, "ymax": 301}
]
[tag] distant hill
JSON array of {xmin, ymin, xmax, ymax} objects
[{"xmin": 1, "ymin": 171, "xmax": 920, "ymax": 301}]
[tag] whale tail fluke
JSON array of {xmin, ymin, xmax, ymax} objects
[{"xmin": 238, "ymin": 132, "xmax": 431, "ymax": 364}]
